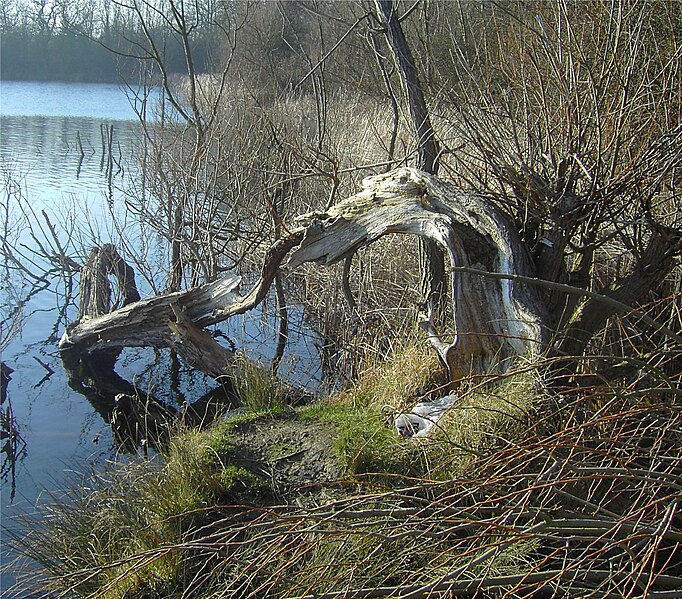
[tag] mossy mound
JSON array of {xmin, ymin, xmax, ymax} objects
[{"xmin": 209, "ymin": 414, "xmax": 342, "ymax": 504}]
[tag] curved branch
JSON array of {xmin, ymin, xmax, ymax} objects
[
  {"xmin": 341, "ymin": 252, "xmax": 357, "ymax": 312},
  {"xmin": 286, "ymin": 168, "xmax": 547, "ymax": 374}
]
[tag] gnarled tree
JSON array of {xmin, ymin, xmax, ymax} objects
[
  {"xmin": 62, "ymin": 167, "xmax": 545, "ymax": 379},
  {"xmin": 60, "ymin": 0, "xmax": 681, "ymax": 389}
]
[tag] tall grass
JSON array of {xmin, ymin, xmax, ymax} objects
[
  {"xmin": 5, "ymin": 423, "xmax": 254, "ymax": 598},
  {"xmin": 232, "ymin": 354, "xmax": 287, "ymax": 414}
]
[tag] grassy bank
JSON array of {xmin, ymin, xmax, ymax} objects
[{"xmin": 7, "ymin": 340, "xmax": 681, "ymax": 598}]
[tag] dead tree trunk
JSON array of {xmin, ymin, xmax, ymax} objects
[
  {"xmin": 373, "ymin": 0, "xmax": 439, "ymax": 174},
  {"xmin": 79, "ymin": 244, "xmax": 140, "ymax": 320},
  {"xmin": 62, "ymin": 168, "xmax": 547, "ymax": 380},
  {"xmin": 372, "ymin": 0, "xmax": 446, "ymax": 322},
  {"xmin": 286, "ymin": 169, "xmax": 547, "ymax": 377}
]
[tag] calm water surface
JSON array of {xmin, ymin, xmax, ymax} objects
[
  {"xmin": 0, "ymin": 80, "xmax": 151, "ymax": 597},
  {"xmin": 0, "ymin": 81, "xmax": 320, "ymax": 596}
]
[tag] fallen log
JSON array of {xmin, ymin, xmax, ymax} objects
[
  {"xmin": 61, "ymin": 168, "xmax": 547, "ymax": 379},
  {"xmin": 283, "ymin": 168, "xmax": 547, "ymax": 376},
  {"xmin": 61, "ymin": 271, "xmax": 242, "ymax": 353}
]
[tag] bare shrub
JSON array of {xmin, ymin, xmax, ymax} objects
[{"xmin": 402, "ymin": 0, "xmax": 680, "ymax": 381}]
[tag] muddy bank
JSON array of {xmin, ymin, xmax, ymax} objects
[{"xmin": 215, "ymin": 415, "xmax": 343, "ymax": 505}]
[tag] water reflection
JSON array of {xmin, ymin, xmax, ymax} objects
[
  {"xmin": 1, "ymin": 114, "xmax": 142, "ymax": 211},
  {"xmin": 0, "ymin": 81, "xmax": 323, "ymax": 597},
  {"xmin": 1, "ymin": 83, "xmax": 154, "ymax": 595},
  {"xmin": 60, "ymin": 349, "xmax": 240, "ymax": 455},
  {"xmin": 1, "ymin": 363, "xmax": 27, "ymax": 503},
  {"xmin": 1, "ymin": 103, "xmax": 323, "ymax": 491}
]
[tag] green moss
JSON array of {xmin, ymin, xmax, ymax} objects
[
  {"xmin": 301, "ymin": 395, "xmax": 416, "ymax": 477},
  {"xmin": 202, "ymin": 419, "xmax": 236, "ymax": 455},
  {"xmin": 218, "ymin": 465, "xmax": 269, "ymax": 499},
  {"xmin": 301, "ymin": 362, "xmax": 540, "ymax": 481},
  {"xmin": 298, "ymin": 344, "xmax": 444, "ymax": 478}
]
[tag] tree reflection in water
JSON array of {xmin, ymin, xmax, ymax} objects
[
  {"xmin": 61, "ymin": 349, "xmax": 240, "ymax": 455},
  {"xmin": 1, "ymin": 363, "xmax": 27, "ymax": 502}
]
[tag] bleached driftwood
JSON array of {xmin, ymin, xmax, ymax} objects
[
  {"xmin": 78, "ymin": 243, "xmax": 140, "ymax": 319},
  {"xmin": 61, "ymin": 168, "xmax": 547, "ymax": 379},
  {"xmin": 284, "ymin": 168, "xmax": 547, "ymax": 376},
  {"xmin": 62, "ymin": 271, "xmax": 242, "ymax": 352}
]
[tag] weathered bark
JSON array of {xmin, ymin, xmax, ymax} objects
[
  {"xmin": 78, "ymin": 244, "xmax": 140, "ymax": 320},
  {"xmin": 167, "ymin": 302, "xmax": 238, "ymax": 380},
  {"xmin": 64, "ymin": 245, "xmax": 243, "ymax": 451},
  {"xmin": 286, "ymin": 168, "xmax": 547, "ymax": 376},
  {"xmin": 62, "ymin": 168, "xmax": 547, "ymax": 379},
  {"xmin": 61, "ymin": 272, "xmax": 242, "ymax": 353}
]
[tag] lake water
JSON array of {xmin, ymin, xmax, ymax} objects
[{"xmin": 0, "ymin": 81, "xmax": 321, "ymax": 596}]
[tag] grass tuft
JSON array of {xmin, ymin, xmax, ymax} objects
[
  {"xmin": 7, "ymin": 420, "xmax": 267, "ymax": 598},
  {"xmin": 300, "ymin": 341, "xmax": 443, "ymax": 476},
  {"xmin": 233, "ymin": 355, "xmax": 286, "ymax": 414}
]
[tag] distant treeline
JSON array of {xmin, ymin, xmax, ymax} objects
[
  {"xmin": 2, "ymin": 31, "xmax": 116, "ymax": 82},
  {"xmin": 0, "ymin": 1, "xmax": 223, "ymax": 83},
  {"xmin": 0, "ymin": 1, "xmax": 373, "ymax": 91},
  {"xmin": 1, "ymin": 28, "xmax": 218, "ymax": 83}
]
